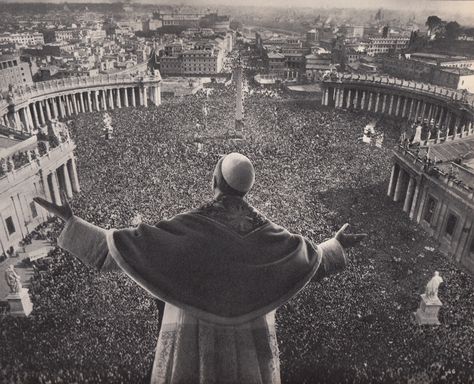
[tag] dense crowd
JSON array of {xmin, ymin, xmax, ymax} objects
[{"xmin": 1, "ymin": 81, "xmax": 473, "ymax": 384}]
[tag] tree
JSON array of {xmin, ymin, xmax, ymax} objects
[
  {"xmin": 445, "ymin": 21, "xmax": 461, "ymax": 40},
  {"xmin": 425, "ymin": 16, "xmax": 442, "ymax": 36}
]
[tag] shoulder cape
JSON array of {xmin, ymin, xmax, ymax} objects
[{"xmin": 106, "ymin": 197, "xmax": 322, "ymax": 325}]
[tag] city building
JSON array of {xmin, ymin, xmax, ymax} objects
[
  {"xmin": 344, "ymin": 26, "xmax": 365, "ymax": 39},
  {"xmin": 367, "ymin": 37, "xmax": 410, "ymax": 56},
  {"xmin": 0, "ymin": 55, "xmax": 33, "ymax": 91},
  {"xmin": 383, "ymin": 57, "xmax": 474, "ymax": 92},
  {"xmin": 160, "ymin": 46, "xmax": 223, "ymax": 76},
  {"xmin": 408, "ymin": 52, "xmax": 474, "ymax": 69},
  {"xmin": 142, "ymin": 19, "xmax": 163, "ymax": 33},
  {"xmin": 306, "ymin": 29, "xmax": 319, "ymax": 44},
  {"xmin": 181, "ymin": 49, "xmax": 223, "ymax": 75},
  {"xmin": 305, "ymin": 53, "xmax": 334, "ymax": 81},
  {"xmin": 266, "ymin": 52, "xmax": 286, "ymax": 78},
  {"xmin": 0, "ymin": 32, "xmax": 44, "ymax": 47},
  {"xmin": 160, "ymin": 13, "xmax": 204, "ymax": 28},
  {"xmin": 43, "ymin": 29, "xmax": 79, "ymax": 43}
]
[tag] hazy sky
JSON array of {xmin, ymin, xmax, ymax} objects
[
  {"xmin": 2, "ymin": 0, "xmax": 474, "ymax": 20},
  {"xmin": 149, "ymin": 0, "xmax": 474, "ymax": 12}
]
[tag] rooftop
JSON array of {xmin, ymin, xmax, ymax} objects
[
  {"xmin": 267, "ymin": 53, "xmax": 285, "ymax": 59},
  {"xmin": 429, "ymin": 135, "xmax": 474, "ymax": 164},
  {"xmin": 411, "ymin": 52, "xmax": 468, "ymax": 61},
  {"xmin": 440, "ymin": 67, "xmax": 474, "ymax": 76}
]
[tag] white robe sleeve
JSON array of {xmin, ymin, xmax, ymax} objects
[
  {"xmin": 57, "ymin": 216, "xmax": 120, "ymax": 272},
  {"xmin": 313, "ymin": 238, "xmax": 347, "ymax": 280}
]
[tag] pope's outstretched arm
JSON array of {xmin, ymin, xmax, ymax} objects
[{"xmin": 33, "ymin": 192, "xmax": 121, "ymax": 272}]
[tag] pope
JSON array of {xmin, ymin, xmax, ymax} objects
[{"xmin": 34, "ymin": 152, "xmax": 367, "ymax": 384}]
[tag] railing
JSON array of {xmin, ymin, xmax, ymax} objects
[
  {"xmin": 0, "ymin": 139, "xmax": 75, "ymax": 183},
  {"xmin": 395, "ymin": 145, "xmax": 474, "ymax": 197},
  {"xmin": 323, "ymin": 73, "xmax": 474, "ymax": 108}
]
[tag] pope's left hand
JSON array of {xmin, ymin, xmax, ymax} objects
[{"xmin": 335, "ymin": 223, "xmax": 367, "ymax": 249}]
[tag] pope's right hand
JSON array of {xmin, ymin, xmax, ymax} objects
[{"xmin": 33, "ymin": 190, "xmax": 73, "ymax": 222}]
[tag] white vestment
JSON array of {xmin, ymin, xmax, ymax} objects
[{"xmin": 58, "ymin": 216, "xmax": 346, "ymax": 384}]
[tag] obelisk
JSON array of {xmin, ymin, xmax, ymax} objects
[{"xmin": 234, "ymin": 65, "xmax": 244, "ymax": 138}]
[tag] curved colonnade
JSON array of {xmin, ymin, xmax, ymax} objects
[
  {"xmin": 0, "ymin": 73, "xmax": 162, "ymax": 133},
  {"xmin": 322, "ymin": 74, "xmax": 474, "ymax": 272},
  {"xmin": 321, "ymin": 73, "xmax": 474, "ymax": 145}
]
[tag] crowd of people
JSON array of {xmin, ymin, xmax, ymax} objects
[{"xmin": 1, "ymin": 80, "xmax": 473, "ymax": 384}]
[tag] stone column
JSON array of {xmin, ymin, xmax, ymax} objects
[
  {"xmin": 45, "ymin": 100, "xmax": 52, "ymax": 120},
  {"xmin": 368, "ymin": 92, "xmax": 373, "ymax": 111},
  {"xmin": 361, "ymin": 91, "xmax": 366, "ymax": 110},
  {"xmin": 401, "ymin": 97, "xmax": 407, "ymax": 118},
  {"xmin": 153, "ymin": 86, "xmax": 161, "ymax": 106},
  {"xmin": 393, "ymin": 168, "xmax": 405, "ymax": 202},
  {"xmin": 408, "ymin": 98, "xmax": 415, "ymax": 120},
  {"xmin": 131, "ymin": 88, "xmax": 136, "ymax": 107},
  {"xmin": 445, "ymin": 112, "xmax": 452, "ymax": 137},
  {"xmin": 13, "ymin": 111, "xmax": 21, "ymax": 130},
  {"xmin": 52, "ymin": 97, "xmax": 59, "ymax": 118},
  {"xmin": 79, "ymin": 92, "xmax": 86, "ymax": 113},
  {"xmin": 374, "ymin": 92, "xmax": 380, "ymax": 113},
  {"xmin": 69, "ymin": 95, "xmax": 76, "ymax": 115},
  {"xmin": 403, "ymin": 176, "xmax": 415, "ymax": 213},
  {"xmin": 26, "ymin": 106, "xmax": 35, "ymax": 130},
  {"xmin": 101, "ymin": 90, "xmax": 107, "ymax": 111},
  {"xmin": 61, "ymin": 96, "xmax": 67, "ymax": 117},
  {"xmin": 353, "ymin": 90, "xmax": 359, "ymax": 109},
  {"xmin": 345, "ymin": 89, "xmax": 351, "ymax": 108},
  {"xmin": 437, "ymin": 107, "xmax": 445, "ymax": 127},
  {"xmin": 108, "ymin": 89, "xmax": 114, "ymax": 110},
  {"xmin": 50, "ymin": 171, "xmax": 61, "ymax": 205},
  {"xmin": 66, "ymin": 95, "xmax": 73, "ymax": 115},
  {"xmin": 334, "ymin": 88, "xmax": 340, "ymax": 108},
  {"xmin": 387, "ymin": 163, "xmax": 398, "ymax": 197},
  {"xmin": 69, "ymin": 157, "xmax": 80, "ymax": 193},
  {"xmin": 92, "ymin": 91, "xmax": 98, "ymax": 111},
  {"xmin": 116, "ymin": 89, "xmax": 122, "ymax": 108},
  {"xmin": 20, "ymin": 108, "xmax": 29, "ymax": 131},
  {"xmin": 123, "ymin": 88, "xmax": 129, "ymax": 107},
  {"xmin": 382, "ymin": 94, "xmax": 387, "ymax": 114},
  {"xmin": 62, "ymin": 164, "xmax": 73, "ymax": 198},
  {"xmin": 427, "ymin": 104, "xmax": 433, "ymax": 123},
  {"xmin": 415, "ymin": 187, "xmax": 428, "ymax": 224},
  {"xmin": 63, "ymin": 96, "xmax": 71, "ymax": 116},
  {"xmin": 87, "ymin": 92, "xmax": 92, "ymax": 112},
  {"xmin": 414, "ymin": 100, "xmax": 421, "ymax": 122},
  {"xmin": 388, "ymin": 94, "xmax": 394, "ymax": 115},
  {"xmin": 58, "ymin": 97, "xmax": 66, "ymax": 118},
  {"xmin": 420, "ymin": 102, "xmax": 427, "ymax": 122},
  {"xmin": 25, "ymin": 106, "xmax": 35, "ymax": 130},
  {"xmin": 37, "ymin": 102, "xmax": 45, "ymax": 125},
  {"xmin": 454, "ymin": 116, "xmax": 461, "ymax": 136},
  {"xmin": 31, "ymin": 103, "xmax": 40, "ymax": 127},
  {"xmin": 409, "ymin": 180, "xmax": 421, "ymax": 220},
  {"xmin": 141, "ymin": 87, "xmax": 147, "ymax": 107}
]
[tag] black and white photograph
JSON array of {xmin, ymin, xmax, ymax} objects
[{"xmin": 0, "ymin": 0, "xmax": 473, "ymax": 382}]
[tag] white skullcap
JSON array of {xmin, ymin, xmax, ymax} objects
[{"xmin": 221, "ymin": 153, "xmax": 255, "ymax": 193}]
